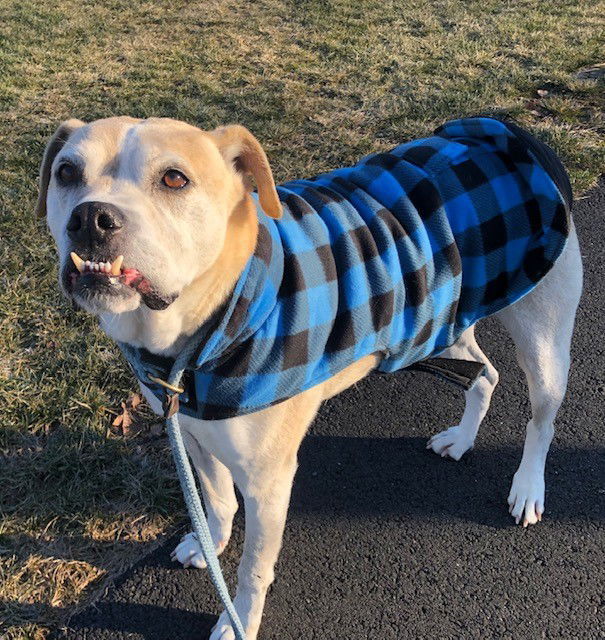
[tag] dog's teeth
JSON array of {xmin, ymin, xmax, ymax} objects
[
  {"xmin": 75, "ymin": 256, "xmax": 123, "ymax": 276},
  {"xmin": 70, "ymin": 252, "xmax": 85, "ymax": 273},
  {"xmin": 110, "ymin": 255, "xmax": 124, "ymax": 275}
]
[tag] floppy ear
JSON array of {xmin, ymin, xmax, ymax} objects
[
  {"xmin": 211, "ymin": 125, "xmax": 282, "ymax": 219},
  {"xmin": 35, "ymin": 119, "xmax": 85, "ymax": 218}
]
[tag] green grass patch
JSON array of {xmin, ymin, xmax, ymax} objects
[{"xmin": 1, "ymin": 0, "xmax": 604, "ymax": 637}]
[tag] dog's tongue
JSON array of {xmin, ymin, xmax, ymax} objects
[
  {"xmin": 121, "ymin": 268, "xmax": 144, "ymax": 287},
  {"xmin": 121, "ymin": 268, "xmax": 176, "ymax": 310}
]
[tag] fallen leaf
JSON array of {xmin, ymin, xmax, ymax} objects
[
  {"xmin": 110, "ymin": 393, "xmax": 144, "ymax": 436},
  {"xmin": 112, "ymin": 403, "xmax": 132, "ymax": 429}
]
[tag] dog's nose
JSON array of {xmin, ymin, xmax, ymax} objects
[{"xmin": 67, "ymin": 201, "xmax": 123, "ymax": 245}]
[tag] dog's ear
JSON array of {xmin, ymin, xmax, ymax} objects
[
  {"xmin": 35, "ymin": 119, "xmax": 85, "ymax": 218},
  {"xmin": 211, "ymin": 125, "xmax": 282, "ymax": 220}
]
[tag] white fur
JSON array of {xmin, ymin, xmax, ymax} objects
[{"xmin": 427, "ymin": 325, "xmax": 499, "ymax": 460}]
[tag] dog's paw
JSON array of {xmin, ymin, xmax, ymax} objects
[
  {"xmin": 170, "ymin": 531, "xmax": 226, "ymax": 569},
  {"xmin": 210, "ymin": 611, "xmax": 240, "ymax": 640},
  {"xmin": 426, "ymin": 425, "xmax": 474, "ymax": 461},
  {"xmin": 211, "ymin": 610, "xmax": 259, "ymax": 640},
  {"xmin": 210, "ymin": 623, "xmax": 235, "ymax": 640},
  {"xmin": 508, "ymin": 469, "xmax": 545, "ymax": 527}
]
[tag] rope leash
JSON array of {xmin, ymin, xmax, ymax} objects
[{"xmin": 120, "ymin": 336, "xmax": 246, "ymax": 640}]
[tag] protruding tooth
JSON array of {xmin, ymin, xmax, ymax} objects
[
  {"xmin": 110, "ymin": 255, "xmax": 124, "ymax": 275},
  {"xmin": 70, "ymin": 252, "xmax": 84, "ymax": 273}
]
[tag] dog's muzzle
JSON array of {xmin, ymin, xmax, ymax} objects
[{"xmin": 63, "ymin": 201, "xmax": 177, "ymax": 311}]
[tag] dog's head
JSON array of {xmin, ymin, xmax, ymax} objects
[{"xmin": 38, "ymin": 117, "xmax": 281, "ymax": 315}]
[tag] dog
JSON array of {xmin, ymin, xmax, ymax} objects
[{"xmin": 38, "ymin": 115, "xmax": 582, "ymax": 640}]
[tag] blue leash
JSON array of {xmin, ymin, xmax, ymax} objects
[{"xmin": 119, "ymin": 336, "xmax": 246, "ymax": 640}]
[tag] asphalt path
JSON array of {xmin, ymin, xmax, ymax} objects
[{"xmin": 58, "ymin": 181, "xmax": 605, "ymax": 639}]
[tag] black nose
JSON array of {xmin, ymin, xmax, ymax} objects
[{"xmin": 67, "ymin": 201, "xmax": 124, "ymax": 245}]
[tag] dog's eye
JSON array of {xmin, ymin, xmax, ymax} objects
[
  {"xmin": 57, "ymin": 162, "xmax": 80, "ymax": 185},
  {"xmin": 162, "ymin": 169, "xmax": 189, "ymax": 189}
]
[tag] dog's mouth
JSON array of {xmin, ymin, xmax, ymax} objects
[{"xmin": 66, "ymin": 252, "xmax": 177, "ymax": 311}]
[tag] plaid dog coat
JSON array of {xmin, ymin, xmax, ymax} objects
[{"xmin": 124, "ymin": 117, "xmax": 571, "ymax": 420}]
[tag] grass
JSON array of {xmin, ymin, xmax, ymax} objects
[{"xmin": 0, "ymin": 0, "xmax": 604, "ymax": 637}]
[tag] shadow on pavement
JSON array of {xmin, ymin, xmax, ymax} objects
[{"xmin": 293, "ymin": 435, "xmax": 605, "ymax": 526}]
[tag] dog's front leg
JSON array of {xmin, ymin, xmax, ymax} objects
[
  {"xmin": 210, "ymin": 455, "xmax": 299, "ymax": 640},
  {"xmin": 205, "ymin": 387, "xmax": 324, "ymax": 640},
  {"xmin": 140, "ymin": 384, "xmax": 239, "ymax": 568},
  {"xmin": 172, "ymin": 432, "xmax": 239, "ymax": 569}
]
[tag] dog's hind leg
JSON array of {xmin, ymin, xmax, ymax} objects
[
  {"xmin": 171, "ymin": 434, "xmax": 239, "ymax": 569},
  {"xmin": 496, "ymin": 224, "xmax": 582, "ymax": 526},
  {"xmin": 427, "ymin": 325, "xmax": 499, "ymax": 460}
]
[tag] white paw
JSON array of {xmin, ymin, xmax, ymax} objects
[
  {"xmin": 426, "ymin": 425, "xmax": 474, "ymax": 461},
  {"xmin": 170, "ymin": 531, "xmax": 226, "ymax": 569},
  {"xmin": 210, "ymin": 623, "xmax": 235, "ymax": 640},
  {"xmin": 508, "ymin": 468, "xmax": 545, "ymax": 527},
  {"xmin": 211, "ymin": 610, "xmax": 258, "ymax": 640}
]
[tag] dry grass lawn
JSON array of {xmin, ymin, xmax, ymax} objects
[{"xmin": 0, "ymin": 1, "xmax": 603, "ymax": 637}]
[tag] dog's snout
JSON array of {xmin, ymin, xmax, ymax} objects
[{"xmin": 67, "ymin": 201, "xmax": 124, "ymax": 244}]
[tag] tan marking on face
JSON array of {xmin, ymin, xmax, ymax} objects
[{"xmin": 134, "ymin": 119, "xmax": 245, "ymax": 215}]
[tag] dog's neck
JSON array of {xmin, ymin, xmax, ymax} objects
[{"xmin": 98, "ymin": 195, "xmax": 259, "ymax": 358}]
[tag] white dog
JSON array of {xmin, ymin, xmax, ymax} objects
[{"xmin": 39, "ymin": 116, "xmax": 582, "ymax": 639}]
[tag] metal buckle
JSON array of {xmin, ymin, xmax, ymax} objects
[{"xmin": 146, "ymin": 373, "xmax": 185, "ymax": 394}]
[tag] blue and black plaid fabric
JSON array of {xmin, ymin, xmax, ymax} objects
[{"xmin": 131, "ymin": 117, "xmax": 570, "ymax": 420}]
